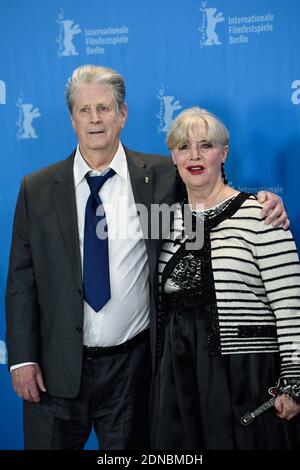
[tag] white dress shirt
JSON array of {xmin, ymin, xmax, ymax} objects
[{"xmin": 74, "ymin": 142, "xmax": 150, "ymax": 346}]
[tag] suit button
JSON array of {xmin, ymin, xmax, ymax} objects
[{"xmin": 76, "ymin": 326, "xmax": 82, "ymax": 333}]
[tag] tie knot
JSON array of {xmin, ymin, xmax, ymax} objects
[{"xmin": 86, "ymin": 168, "xmax": 115, "ymax": 195}]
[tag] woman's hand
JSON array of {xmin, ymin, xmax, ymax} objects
[{"xmin": 274, "ymin": 394, "xmax": 300, "ymax": 420}]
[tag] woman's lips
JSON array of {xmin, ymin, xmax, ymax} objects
[{"xmin": 187, "ymin": 165, "xmax": 205, "ymax": 175}]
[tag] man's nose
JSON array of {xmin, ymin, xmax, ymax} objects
[{"xmin": 90, "ymin": 108, "xmax": 101, "ymax": 123}]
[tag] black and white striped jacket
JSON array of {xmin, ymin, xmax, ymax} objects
[{"xmin": 158, "ymin": 195, "xmax": 300, "ymax": 379}]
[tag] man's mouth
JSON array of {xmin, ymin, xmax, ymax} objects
[
  {"xmin": 88, "ymin": 130, "xmax": 105, "ymax": 135},
  {"xmin": 187, "ymin": 165, "xmax": 205, "ymax": 175}
]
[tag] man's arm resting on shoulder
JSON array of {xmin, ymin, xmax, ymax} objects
[{"xmin": 257, "ymin": 191, "xmax": 289, "ymax": 229}]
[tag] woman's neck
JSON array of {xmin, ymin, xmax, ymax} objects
[{"xmin": 187, "ymin": 183, "xmax": 238, "ymax": 210}]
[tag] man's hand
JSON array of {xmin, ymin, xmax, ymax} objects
[
  {"xmin": 274, "ymin": 394, "xmax": 300, "ymax": 420},
  {"xmin": 11, "ymin": 364, "xmax": 46, "ymax": 402},
  {"xmin": 257, "ymin": 191, "xmax": 290, "ymax": 230}
]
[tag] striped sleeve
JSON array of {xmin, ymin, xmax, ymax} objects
[{"xmin": 255, "ymin": 221, "xmax": 300, "ymax": 379}]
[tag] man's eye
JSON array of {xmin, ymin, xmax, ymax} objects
[
  {"xmin": 80, "ymin": 107, "xmax": 89, "ymax": 114},
  {"xmin": 97, "ymin": 106, "xmax": 109, "ymax": 113}
]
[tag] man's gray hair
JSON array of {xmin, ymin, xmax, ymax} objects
[{"xmin": 65, "ymin": 64, "xmax": 126, "ymax": 114}]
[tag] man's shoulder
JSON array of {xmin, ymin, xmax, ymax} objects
[
  {"xmin": 125, "ymin": 147, "xmax": 173, "ymax": 169},
  {"xmin": 23, "ymin": 151, "xmax": 75, "ymax": 186}
]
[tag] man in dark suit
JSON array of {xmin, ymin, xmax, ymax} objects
[{"xmin": 5, "ymin": 65, "xmax": 289, "ymax": 450}]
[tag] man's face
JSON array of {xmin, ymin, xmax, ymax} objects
[{"xmin": 71, "ymin": 82, "xmax": 127, "ymax": 160}]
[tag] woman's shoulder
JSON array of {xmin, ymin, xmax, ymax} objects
[
  {"xmin": 217, "ymin": 192, "xmax": 268, "ymax": 233},
  {"xmin": 235, "ymin": 193, "xmax": 288, "ymax": 237},
  {"xmin": 236, "ymin": 193, "xmax": 264, "ymax": 220}
]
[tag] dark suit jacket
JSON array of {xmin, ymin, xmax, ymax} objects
[{"xmin": 6, "ymin": 147, "xmax": 176, "ymax": 398}]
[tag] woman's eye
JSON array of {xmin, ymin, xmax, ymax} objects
[
  {"xmin": 200, "ymin": 142, "xmax": 213, "ymax": 150},
  {"xmin": 178, "ymin": 144, "xmax": 189, "ymax": 150}
]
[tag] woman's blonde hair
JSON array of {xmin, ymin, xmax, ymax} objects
[{"xmin": 166, "ymin": 107, "xmax": 229, "ymax": 150}]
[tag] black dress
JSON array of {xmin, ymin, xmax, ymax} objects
[{"xmin": 151, "ymin": 195, "xmax": 300, "ymax": 450}]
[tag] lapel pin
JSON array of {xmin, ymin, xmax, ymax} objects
[{"xmin": 145, "ymin": 176, "xmax": 150, "ymax": 183}]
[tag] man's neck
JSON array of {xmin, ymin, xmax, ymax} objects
[{"xmin": 79, "ymin": 145, "xmax": 118, "ymax": 171}]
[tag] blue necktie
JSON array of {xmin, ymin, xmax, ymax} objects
[{"xmin": 83, "ymin": 168, "xmax": 115, "ymax": 312}]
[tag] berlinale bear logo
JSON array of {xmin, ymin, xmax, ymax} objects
[
  {"xmin": 0, "ymin": 340, "xmax": 7, "ymax": 365},
  {"xmin": 0, "ymin": 80, "xmax": 6, "ymax": 105},
  {"xmin": 199, "ymin": 1, "xmax": 225, "ymax": 47},
  {"xmin": 16, "ymin": 94, "xmax": 41, "ymax": 140},
  {"xmin": 56, "ymin": 9, "xmax": 81, "ymax": 57},
  {"xmin": 157, "ymin": 84, "xmax": 182, "ymax": 134}
]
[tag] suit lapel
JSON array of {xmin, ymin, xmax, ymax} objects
[
  {"xmin": 52, "ymin": 153, "xmax": 82, "ymax": 292},
  {"xmin": 125, "ymin": 150, "xmax": 154, "ymax": 211},
  {"xmin": 125, "ymin": 149, "xmax": 159, "ymax": 280}
]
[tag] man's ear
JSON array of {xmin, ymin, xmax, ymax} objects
[
  {"xmin": 70, "ymin": 112, "xmax": 75, "ymax": 131},
  {"xmin": 120, "ymin": 103, "xmax": 128, "ymax": 128}
]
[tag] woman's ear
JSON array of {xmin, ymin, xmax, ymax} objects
[{"xmin": 222, "ymin": 145, "xmax": 229, "ymax": 163}]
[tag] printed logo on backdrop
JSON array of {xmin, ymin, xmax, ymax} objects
[
  {"xmin": 199, "ymin": 1, "xmax": 225, "ymax": 47},
  {"xmin": 16, "ymin": 94, "xmax": 41, "ymax": 140},
  {"xmin": 56, "ymin": 8, "xmax": 129, "ymax": 57},
  {"xmin": 291, "ymin": 80, "xmax": 300, "ymax": 105},
  {"xmin": 0, "ymin": 340, "xmax": 7, "ymax": 365},
  {"xmin": 157, "ymin": 85, "xmax": 182, "ymax": 134},
  {"xmin": 56, "ymin": 9, "xmax": 81, "ymax": 57},
  {"xmin": 0, "ymin": 80, "xmax": 6, "ymax": 104},
  {"xmin": 198, "ymin": 1, "xmax": 275, "ymax": 47}
]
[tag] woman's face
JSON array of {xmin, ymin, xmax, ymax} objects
[{"xmin": 172, "ymin": 136, "xmax": 228, "ymax": 192}]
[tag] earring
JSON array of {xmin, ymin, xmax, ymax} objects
[{"xmin": 221, "ymin": 161, "xmax": 228, "ymax": 185}]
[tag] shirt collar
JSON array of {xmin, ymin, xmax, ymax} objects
[{"xmin": 73, "ymin": 142, "xmax": 128, "ymax": 187}]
